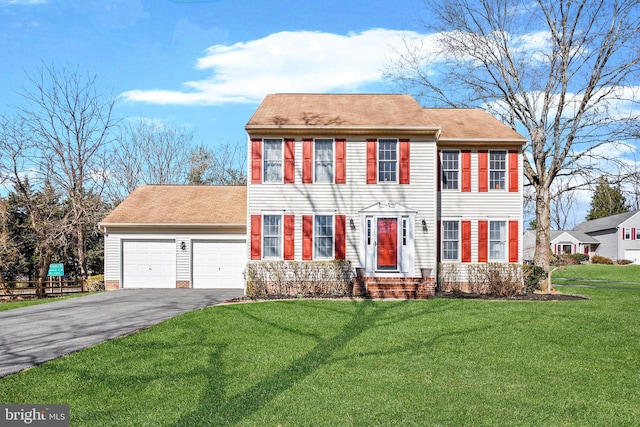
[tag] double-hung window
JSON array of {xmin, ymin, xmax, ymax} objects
[
  {"xmin": 315, "ymin": 139, "xmax": 333, "ymax": 183},
  {"xmin": 263, "ymin": 215, "xmax": 282, "ymax": 258},
  {"xmin": 489, "ymin": 221, "xmax": 507, "ymax": 261},
  {"xmin": 489, "ymin": 151, "xmax": 506, "ymax": 190},
  {"xmin": 314, "ymin": 215, "xmax": 333, "ymax": 259},
  {"xmin": 263, "ymin": 139, "xmax": 283, "ymax": 183},
  {"xmin": 378, "ymin": 139, "xmax": 397, "ymax": 182},
  {"xmin": 442, "ymin": 151, "xmax": 459, "ymax": 190},
  {"xmin": 442, "ymin": 221, "xmax": 459, "ymax": 261}
]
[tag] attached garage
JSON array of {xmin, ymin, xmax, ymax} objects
[
  {"xmin": 624, "ymin": 249, "xmax": 640, "ymax": 264},
  {"xmin": 122, "ymin": 240, "xmax": 176, "ymax": 288},
  {"xmin": 192, "ymin": 240, "xmax": 246, "ymax": 288},
  {"xmin": 100, "ymin": 185, "xmax": 247, "ymax": 291}
]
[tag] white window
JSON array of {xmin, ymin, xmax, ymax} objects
[
  {"xmin": 315, "ymin": 139, "xmax": 333, "ymax": 183},
  {"xmin": 636, "ymin": 229, "xmax": 640, "ymax": 240},
  {"xmin": 489, "ymin": 151, "xmax": 507, "ymax": 190},
  {"xmin": 314, "ymin": 215, "xmax": 333, "ymax": 259},
  {"xmin": 489, "ymin": 221, "xmax": 507, "ymax": 261},
  {"xmin": 402, "ymin": 218, "xmax": 408, "ymax": 246},
  {"xmin": 367, "ymin": 218, "xmax": 372, "ymax": 245},
  {"xmin": 263, "ymin": 139, "xmax": 283, "ymax": 183},
  {"xmin": 378, "ymin": 139, "xmax": 397, "ymax": 182},
  {"xmin": 441, "ymin": 150, "xmax": 459, "ymax": 190},
  {"xmin": 442, "ymin": 221, "xmax": 459, "ymax": 261},
  {"xmin": 263, "ymin": 215, "xmax": 282, "ymax": 258},
  {"xmin": 624, "ymin": 228, "xmax": 631, "ymax": 240}
]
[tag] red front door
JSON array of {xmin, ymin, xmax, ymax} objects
[{"xmin": 377, "ymin": 218, "xmax": 398, "ymax": 270}]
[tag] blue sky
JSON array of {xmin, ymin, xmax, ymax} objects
[{"xmin": 1, "ymin": 0, "xmax": 428, "ymax": 146}]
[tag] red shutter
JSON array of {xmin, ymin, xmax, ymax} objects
[
  {"xmin": 250, "ymin": 215, "xmax": 261, "ymax": 260},
  {"xmin": 478, "ymin": 220, "xmax": 488, "ymax": 262},
  {"xmin": 284, "ymin": 215, "xmax": 295, "ymax": 260},
  {"xmin": 554, "ymin": 244, "xmax": 558, "ymax": 254},
  {"xmin": 622, "ymin": 228, "xmax": 626, "ymax": 240},
  {"xmin": 302, "ymin": 139, "xmax": 313, "ymax": 183},
  {"xmin": 509, "ymin": 220, "xmax": 519, "ymax": 262},
  {"xmin": 335, "ymin": 215, "xmax": 346, "ymax": 259},
  {"xmin": 633, "ymin": 228, "xmax": 637, "ymax": 240},
  {"xmin": 461, "ymin": 150, "xmax": 471, "ymax": 192},
  {"xmin": 437, "ymin": 151, "xmax": 442, "ymax": 192},
  {"xmin": 367, "ymin": 139, "xmax": 377, "ymax": 184},
  {"xmin": 284, "ymin": 139, "xmax": 295, "ymax": 184},
  {"xmin": 437, "ymin": 220, "xmax": 441, "ymax": 262},
  {"xmin": 335, "ymin": 139, "xmax": 346, "ymax": 184},
  {"xmin": 251, "ymin": 139, "xmax": 262, "ymax": 184},
  {"xmin": 302, "ymin": 215, "xmax": 313, "ymax": 260},
  {"xmin": 399, "ymin": 139, "xmax": 410, "ymax": 184},
  {"xmin": 461, "ymin": 220, "xmax": 471, "ymax": 262},
  {"xmin": 509, "ymin": 150, "xmax": 519, "ymax": 192},
  {"xmin": 478, "ymin": 150, "xmax": 488, "ymax": 192}
]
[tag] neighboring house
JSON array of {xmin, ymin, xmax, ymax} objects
[
  {"xmin": 523, "ymin": 210, "xmax": 640, "ymax": 264},
  {"xmin": 100, "ymin": 185, "xmax": 246, "ymax": 290},
  {"xmin": 245, "ymin": 94, "xmax": 526, "ymax": 296},
  {"xmin": 573, "ymin": 210, "xmax": 640, "ymax": 263}
]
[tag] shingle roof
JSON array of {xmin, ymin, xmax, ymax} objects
[
  {"xmin": 100, "ymin": 185, "xmax": 246, "ymax": 226},
  {"xmin": 573, "ymin": 210, "xmax": 640, "ymax": 233},
  {"xmin": 245, "ymin": 93, "xmax": 526, "ymax": 141},
  {"xmin": 551, "ymin": 230, "xmax": 600, "ymax": 244}
]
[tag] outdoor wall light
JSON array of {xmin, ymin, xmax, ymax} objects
[
  {"xmin": 422, "ymin": 219, "xmax": 428, "ymax": 232},
  {"xmin": 180, "ymin": 241, "xmax": 186, "ymax": 251},
  {"xmin": 350, "ymin": 218, "xmax": 355, "ymax": 230}
]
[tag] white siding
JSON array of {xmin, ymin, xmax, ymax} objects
[
  {"xmin": 104, "ymin": 234, "xmax": 121, "ymax": 283},
  {"xmin": 247, "ymin": 137, "xmax": 439, "ymax": 277}
]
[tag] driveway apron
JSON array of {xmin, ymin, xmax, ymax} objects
[{"xmin": 0, "ymin": 289, "xmax": 243, "ymax": 378}]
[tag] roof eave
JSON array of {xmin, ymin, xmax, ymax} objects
[
  {"xmin": 99, "ymin": 222, "xmax": 246, "ymax": 229},
  {"xmin": 437, "ymin": 137, "xmax": 527, "ymax": 148},
  {"xmin": 245, "ymin": 125, "xmax": 441, "ymax": 137}
]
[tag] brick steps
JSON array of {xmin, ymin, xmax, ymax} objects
[{"xmin": 353, "ymin": 277, "xmax": 435, "ymax": 299}]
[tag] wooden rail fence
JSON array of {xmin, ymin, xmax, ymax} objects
[{"xmin": 0, "ymin": 279, "xmax": 85, "ymax": 298}]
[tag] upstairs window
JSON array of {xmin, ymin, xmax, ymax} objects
[
  {"xmin": 442, "ymin": 151, "xmax": 459, "ymax": 190},
  {"xmin": 378, "ymin": 139, "xmax": 397, "ymax": 182},
  {"xmin": 489, "ymin": 151, "xmax": 507, "ymax": 190},
  {"xmin": 263, "ymin": 139, "xmax": 283, "ymax": 183},
  {"xmin": 314, "ymin": 139, "xmax": 333, "ymax": 183}
]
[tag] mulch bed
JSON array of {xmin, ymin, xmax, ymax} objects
[{"xmin": 435, "ymin": 291, "xmax": 590, "ymax": 301}]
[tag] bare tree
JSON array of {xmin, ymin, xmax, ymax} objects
[
  {"xmin": 107, "ymin": 119, "xmax": 193, "ymax": 204},
  {"xmin": 17, "ymin": 64, "xmax": 117, "ymax": 280},
  {"xmin": 187, "ymin": 142, "xmax": 247, "ymax": 186},
  {"xmin": 386, "ymin": 0, "xmax": 640, "ymax": 270}
]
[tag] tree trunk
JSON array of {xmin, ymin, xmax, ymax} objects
[
  {"xmin": 533, "ymin": 186, "xmax": 552, "ymax": 291},
  {"xmin": 77, "ymin": 225, "xmax": 88, "ymax": 279}
]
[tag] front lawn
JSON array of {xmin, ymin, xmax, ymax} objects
[
  {"xmin": 0, "ymin": 292, "xmax": 96, "ymax": 311},
  {"xmin": 553, "ymin": 264, "xmax": 640, "ymax": 288},
  {"xmin": 1, "ymin": 287, "xmax": 638, "ymax": 426}
]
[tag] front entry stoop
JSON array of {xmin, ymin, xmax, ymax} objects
[{"xmin": 353, "ymin": 277, "xmax": 435, "ymax": 299}]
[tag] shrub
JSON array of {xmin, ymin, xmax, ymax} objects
[
  {"xmin": 551, "ymin": 254, "xmax": 579, "ymax": 266},
  {"xmin": 523, "ymin": 264, "xmax": 547, "ymax": 293},
  {"xmin": 438, "ymin": 263, "xmax": 462, "ymax": 292},
  {"xmin": 569, "ymin": 253, "xmax": 589, "ymax": 263},
  {"xmin": 591, "ymin": 255, "xmax": 614, "ymax": 265},
  {"xmin": 245, "ymin": 260, "xmax": 352, "ymax": 298},
  {"xmin": 85, "ymin": 275, "xmax": 105, "ymax": 292},
  {"xmin": 466, "ymin": 263, "xmax": 524, "ymax": 297},
  {"xmin": 617, "ymin": 259, "xmax": 633, "ymax": 265}
]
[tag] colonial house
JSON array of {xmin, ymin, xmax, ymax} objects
[
  {"xmin": 245, "ymin": 94, "xmax": 526, "ymax": 297},
  {"xmin": 100, "ymin": 93, "xmax": 527, "ymax": 296},
  {"xmin": 523, "ymin": 210, "xmax": 640, "ymax": 264}
]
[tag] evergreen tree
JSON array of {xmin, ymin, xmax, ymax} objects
[{"xmin": 586, "ymin": 177, "xmax": 630, "ymax": 220}]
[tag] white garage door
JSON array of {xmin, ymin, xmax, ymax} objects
[
  {"xmin": 624, "ymin": 249, "xmax": 640, "ymax": 264},
  {"xmin": 122, "ymin": 240, "xmax": 176, "ymax": 288},
  {"xmin": 192, "ymin": 240, "xmax": 246, "ymax": 288}
]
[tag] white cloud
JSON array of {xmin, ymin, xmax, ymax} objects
[{"xmin": 120, "ymin": 29, "xmax": 427, "ymax": 106}]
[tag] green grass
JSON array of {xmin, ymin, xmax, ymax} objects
[
  {"xmin": 1, "ymin": 288, "xmax": 639, "ymax": 426},
  {"xmin": 552, "ymin": 264, "xmax": 640, "ymax": 288},
  {"xmin": 0, "ymin": 292, "xmax": 97, "ymax": 311}
]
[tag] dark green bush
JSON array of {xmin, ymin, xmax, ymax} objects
[
  {"xmin": 523, "ymin": 265, "xmax": 547, "ymax": 293},
  {"xmin": 569, "ymin": 253, "xmax": 589, "ymax": 263},
  {"xmin": 592, "ymin": 255, "xmax": 614, "ymax": 265}
]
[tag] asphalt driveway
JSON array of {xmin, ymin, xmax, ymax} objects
[{"xmin": 0, "ymin": 288, "xmax": 243, "ymax": 378}]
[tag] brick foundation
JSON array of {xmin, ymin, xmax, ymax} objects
[
  {"xmin": 105, "ymin": 280, "xmax": 120, "ymax": 291},
  {"xmin": 176, "ymin": 281, "xmax": 190, "ymax": 289},
  {"xmin": 353, "ymin": 276, "xmax": 436, "ymax": 299}
]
